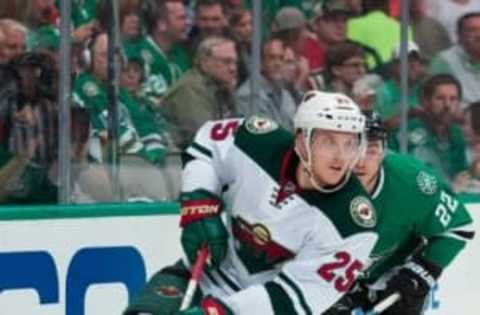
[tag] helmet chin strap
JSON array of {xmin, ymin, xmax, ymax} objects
[{"xmin": 295, "ymin": 129, "xmax": 364, "ymax": 193}]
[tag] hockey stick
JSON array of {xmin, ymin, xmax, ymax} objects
[
  {"xmin": 179, "ymin": 246, "xmax": 210, "ymax": 311},
  {"xmin": 368, "ymin": 292, "xmax": 401, "ymax": 314}
]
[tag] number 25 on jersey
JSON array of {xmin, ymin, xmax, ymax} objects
[{"xmin": 318, "ymin": 251, "xmax": 364, "ymax": 292}]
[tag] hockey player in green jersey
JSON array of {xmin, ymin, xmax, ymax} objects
[
  {"xmin": 324, "ymin": 111, "xmax": 475, "ymax": 315},
  {"xmin": 124, "ymin": 91, "xmax": 379, "ymax": 315}
]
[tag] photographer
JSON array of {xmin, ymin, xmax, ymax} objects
[{"xmin": 0, "ymin": 52, "xmax": 58, "ymax": 204}]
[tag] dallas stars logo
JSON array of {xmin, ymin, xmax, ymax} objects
[{"xmin": 416, "ymin": 171, "xmax": 437, "ymax": 195}]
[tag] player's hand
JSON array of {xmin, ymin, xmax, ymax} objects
[
  {"xmin": 176, "ymin": 296, "xmax": 233, "ymax": 315},
  {"xmin": 323, "ymin": 281, "xmax": 373, "ymax": 315},
  {"xmin": 180, "ymin": 193, "xmax": 228, "ymax": 268},
  {"xmin": 376, "ymin": 256, "xmax": 441, "ymax": 315}
]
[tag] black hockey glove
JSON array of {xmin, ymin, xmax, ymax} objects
[
  {"xmin": 375, "ymin": 256, "xmax": 442, "ymax": 315},
  {"xmin": 323, "ymin": 281, "xmax": 373, "ymax": 315}
]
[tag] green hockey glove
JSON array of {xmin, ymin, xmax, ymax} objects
[{"xmin": 180, "ymin": 192, "xmax": 228, "ymax": 268}]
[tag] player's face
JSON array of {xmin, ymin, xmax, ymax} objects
[
  {"xmin": 309, "ymin": 130, "xmax": 362, "ymax": 186},
  {"xmin": 354, "ymin": 139, "xmax": 384, "ymax": 193}
]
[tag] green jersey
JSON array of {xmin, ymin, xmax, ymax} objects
[
  {"xmin": 388, "ymin": 118, "xmax": 468, "ymax": 181},
  {"xmin": 365, "ymin": 152, "xmax": 474, "ymax": 281},
  {"xmin": 56, "ymin": 0, "xmax": 96, "ymax": 28},
  {"xmin": 129, "ymin": 36, "xmax": 188, "ymax": 103},
  {"xmin": 73, "ymin": 72, "xmax": 144, "ymax": 157},
  {"xmin": 124, "ymin": 92, "xmax": 172, "ymax": 164}
]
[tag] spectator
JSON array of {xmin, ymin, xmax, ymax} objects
[
  {"xmin": 0, "ymin": 52, "xmax": 58, "ymax": 204},
  {"xmin": 25, "ymin": 0, "xmax": 57, "ymax": 30},
  {"xmin": 410, "ymin": 0, "xmax": 452, "ymax": 61},
  {"xmin": 389, "ymin": 74, "xmax": 469, "ymax": 183},
  {"xmin": 0, "ymin": 19, "xmax": 27, "ymax": 63},
  {"xmin": 303, "ymin": 0, "xmax": 354, "ymax": 72},
  {"xmin": 430, "ymin": 12, "xmax": 480, "ymax": 107},
  {"xmin": 309, "ymin": 40, "xmax": 367, "ymax": 98},
  {"xmin": 271, "ymin": 7, "xmax": 310, "ymax": 92},
  {"xmin": 130, "ymin": 0, "xmax": 190, "ymax": 106},
  {"xmin": 351, "ymin": 73, "xmax": 383, "ymax": 110},
  {"xmin": 119, "ymin": 0, "xmax": 141, "ymax": 43},
  {"xmin": 374, "ymin": 42, "xmax": 429, "ymax": 129},
  {"xmin": 74, "ymin": 33, "xmax": 174, "ymax": 201},
  {"xmin": 0, "ymin": 26, "xmax": 7, "ymax": 64},
  {"xmin": 347, "ymin": 0, "xmax": 413, "ymax": 68},
  {"xmin": 120, "ymin": 57, "xmax": 176, "ymax": 157},
  {"xmin": 426, "ymin": 0, "xmax": 480, "ymax": 43},
  {"xmin": 282, "ymin": 45, "xmax": 306, "ymax": 104},
  {"xmin": 229, "ymin": 8, "xmax": 253, "ymax": 84},
  {"xmin": 235, "ymin": 37, "xmax": 296, "ymax": 131},
  {"xmin": 162, "ymin": 36, "xmax": 238, "ymax": 149},
  {"xmin": 189, "ymin": 0, "xmax": 228, "ymax": 54}
]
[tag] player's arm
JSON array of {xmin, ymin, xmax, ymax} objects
[
  {"xmin": 180, "ymin": 118, "xmax": 242, "ymax": 267},
  {"xmin": 179, "ymin": 228, "xmax": 377, "ymax": 315},
  {"xmin": 418, "ymin": 185, "xmax": 474, "ymax": 269},
  {"xmin": 373, "ymin": 185, "xmax": 475, "ymax": 315}
]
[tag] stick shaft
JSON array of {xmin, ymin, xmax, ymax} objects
[
  {"xmin": 371, "ymin": 292, "xmax": 401, "ymax": 314},
  {"xmin": 179, "ymin": 246, "xmax": 209, "ymax": 311}
]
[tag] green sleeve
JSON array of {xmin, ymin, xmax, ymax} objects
[{"xmin": 417, "ymin": 186, "xmax": 474, "ymax": 268}]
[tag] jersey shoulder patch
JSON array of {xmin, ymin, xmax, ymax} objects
[
  {"xmin": 244, "ymin": 115, "xmax": 279, "ymax": 134},
  {"xmin": 416, "ymin": 171, "xmax": 438, "ymax": 195},
  {"xmin": 303, "ymin": 176, "xmax": 377, "ymax": 237}
]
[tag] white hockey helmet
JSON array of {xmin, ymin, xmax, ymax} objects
[
  {"xmin": 294, "ymin": 90, "xmax": 365, "ymax": 134},
  {"xmin": 294, "ymin": 90, "xmax": 366, "ymax": 193}
]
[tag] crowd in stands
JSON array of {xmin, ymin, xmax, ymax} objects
[{"xmin": 0, "ymin": 0, "xmax": 480, "ymax": 204}]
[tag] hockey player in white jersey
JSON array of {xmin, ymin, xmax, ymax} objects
[{"xmin": 124, "ymin": 91, "xmax": 379, "ymax": 315}]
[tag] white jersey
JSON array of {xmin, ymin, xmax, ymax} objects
[{"xmin": 182, "ymin": 117, "xmax": 378, "ymax": 314}]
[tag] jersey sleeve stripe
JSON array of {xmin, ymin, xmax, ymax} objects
[
  {"xmin": 216, "ymin": 268, "xmax": 241, "ymax": 292},
  {"xmin": 189, "ymin": 142, "xmax": 213, "ymax": 158},
  {"xmin": 277, "ymin": 272, "xmax": 313, "ymax": 315},
  {"xmin": 264, "ymin": 281, "xmax": 299, "ymax": 315},
  {"xmin": 452, "ymin": 230, "xmax": 475, "ymax": 240},
  {"xmin": 204, "ymin": 269, "xmax": 220, "ymax": 286}
]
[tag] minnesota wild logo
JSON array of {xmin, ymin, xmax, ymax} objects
[
  {"xmin": 350, "ymin": 196, "xmax": 376, "ymax": 228},
  {"xmin": 155, "ymin": 285, "xmax": 183, "ymax": 298},
  {"xmin": 245, "ymin": 116, "xmax": 278, "ymax": 134},
  {"xmin": 232, "ymin": 217, "xmax": 294, "ymax": 273}
]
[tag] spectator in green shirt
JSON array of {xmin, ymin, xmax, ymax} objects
[{"xmin": 389, "ymin": 74, "xmax": 469, "ymax": 185}]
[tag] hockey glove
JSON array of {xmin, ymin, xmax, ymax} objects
[
  {"xmin": 323, "ymin": 281, "xmax": 373, "ymax": 315},
  {"xmin": 180, "ymin": 192, "xmax": 228, "ymax": 268},
  {"xmin": 176, "ymin": 296, "xmax": 233, "ymax": 315},
  {"xmin": 376, "ymin": 256, "xmax": 442, "ymax": 315}
]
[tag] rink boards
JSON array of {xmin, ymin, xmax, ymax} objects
[{"xmin": 0, "ymin": 201, "xmax": 478, "ymax": 315}]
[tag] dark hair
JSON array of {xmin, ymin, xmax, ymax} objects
[
  {"xmin": 421, "ymin": 73, "xmax": 463, "ymax": 101},
  {"xmin": 363, "ymin": 110, "xmax": 387, "ymax": 141},
  {"xmin": 363, "ymin": 0, "xmax": 389, "ymax": 12},
  {"xmin": 142, "ymin": 0, "xmax": 183, "ymax": 34},
  {"xmin": 260, "ymin": 36, "xmax": 284, "ymax": 60},
  {"xmin": 195, "ymin": 0, "xmax": 225, "ymax": 14},
  {"xmin": 457, "ymin": 11, "xmax": 480, "ymax": 34},
  {"xmin": 326, "ymin": 40, "xmax": 365, "ymax": 68}
]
